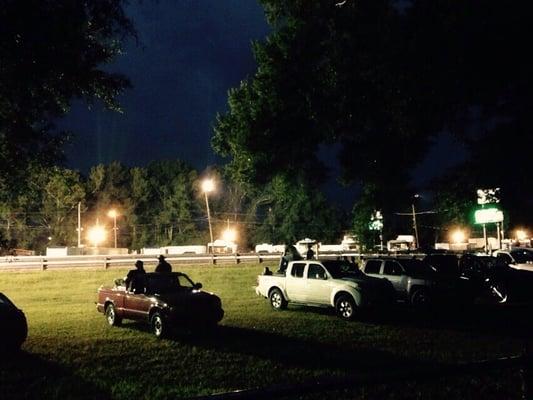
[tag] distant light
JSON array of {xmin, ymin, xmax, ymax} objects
[
  {"xmin": 107, "ymin": 209, "xmax": 118, "ymax": 219},
  {"xmin": 516, "ymin": 230, "xmax": 528, "ymax": 241},
  {"xmin": 87, "ymin": 226, "xmax": 106, "ymax": 247},
  {"xmin": 202, "ymin": 179, "xmax": 215, "ymax": 193},
  {"xmin": 450, "ymin": 229, "xmax": 466, "ymax": 244},
  {"xmin": 222, "ymin": 228, "xmax": 237, "ymax": 242}
]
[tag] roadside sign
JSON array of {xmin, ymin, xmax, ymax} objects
[{"xmin": 474, "ymin": 208, "xmax": 504, "ymax": 224}]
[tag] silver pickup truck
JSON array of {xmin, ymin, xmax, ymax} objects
[{"xmin": 255, "ymin": 259, "xmax": 395, "ymax": 320}]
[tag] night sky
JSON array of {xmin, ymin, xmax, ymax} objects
[
  {"xmin": 59, "ymin": 0, "xmax": 466, "ymax": 207},
  {"xmin": 61, "ymin": 0, "xmax": 270, "ymax": 173}
]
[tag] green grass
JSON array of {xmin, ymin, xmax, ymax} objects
[{"xmin": 0, "ymin": 263, "xmax": 530, "ymax": 399}]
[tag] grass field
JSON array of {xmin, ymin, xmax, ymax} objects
[{"xmin": 0, "ymin": 263, "xmax": 531, "ymax": 399}]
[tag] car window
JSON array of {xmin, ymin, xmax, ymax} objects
[
  {"xmin": 177, "ymin": 274, "xmax": 195, "ymax": 289},
  {"xmin": 308, "ymin": 264, "xmax": 327, "ymax": 280},
  {"xmin": 364, "ymin": 260, "xmax": 382, "ymax": 274},
  {"xmin": 383, "ymin": 261, "xmax": 403, "ymax": 276},
  {"xmin": 497, "ymin": 253, "xmax": 513, "ymax": 264},
  {"xmin": 291, "ymin": 263, "xmax": 306, "ymax": 278},
  {"xmin": 510, "ymin": 249, "xmax": 533, "ymax": 264},
  {"xmin": 0, "ymin": 293, "xmax": 13, "ymax": 306}
]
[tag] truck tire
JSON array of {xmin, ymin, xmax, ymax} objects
[
  {"xmin": 105, "ymin": 303, "xmax": 122, "ymax": 326},
  {"xmin": 410, "ymin": 288, "xmax": 431, "ymax": 306},
  {"xmin": 151, "ymin": 311, "xmax": 168, "ymax": 338},
  {"xmin": 269, "ymin": 288, "xmax": 287, "ymax": 310},
  {"xmin": 335, "ymin": 295, "xmax": 356, "ymax": 320}
]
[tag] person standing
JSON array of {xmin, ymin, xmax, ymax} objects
[
  {"xmin": 155, "ymin": 255, "xmax": 172, "ymax": 273},
  {"xmin": 125, "ymin": 260, "xmax": 146, "ymax": 293},
  {"xmin": 306, "ymin": 244, "xmax": 315, "ymax": 260}
]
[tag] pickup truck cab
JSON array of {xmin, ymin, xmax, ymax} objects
[{"xmin": 255, "ymin": 260, "xmax": 395, "ymax": 320}]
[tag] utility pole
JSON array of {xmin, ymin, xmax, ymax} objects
[
  {"xmin": 77, "ymin": 202, "xmax": 82, "ymax": 248},
  {"xmin": 411, "ymin": 203, "xmax": 419, "ymax": 249}
]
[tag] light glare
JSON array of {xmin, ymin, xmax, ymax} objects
[
  {"xmin": 222, "ymin": 228, "xmax": 237, "ymax": 242},
  {"xmin": 202, "ymin": 179, "xmax": 215, "ymax": 193},
  {"xmin": 450, "ymin": 229, "xmax": 466, "ymax": 244},
  {"xmin": 87, "ymin": 225, "xmax": 106, "ymax": 247}
]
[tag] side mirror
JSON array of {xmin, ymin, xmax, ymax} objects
[{"xmin": 194, "ymin": 283, "xmax": 203, "ymax": 290}]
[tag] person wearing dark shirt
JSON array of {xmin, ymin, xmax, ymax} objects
[
  {"xmin": 155, "ymin": 255, "xmax": 172, "ymax": 273},
  {"xmin": 125, "ymin": 260, "xmax": 146, "ymax": 293},
  {"xmin": 306, "ymin": 244, "xmax": 315, "ymax": 260}
]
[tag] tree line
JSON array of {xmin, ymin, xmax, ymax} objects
[{"xmin": 0, "ymin": 161, "xmax": 347, "ymax": 254}]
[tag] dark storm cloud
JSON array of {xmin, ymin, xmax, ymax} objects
[{"xmin": 62, "ymin": 0, "xmax": 269, "ymax": 173}]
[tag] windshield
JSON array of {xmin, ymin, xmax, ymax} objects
[
  {"xmin": 146, "ymin": 274, "xmax": 195, "ymax": 294},
  {"xmin": 401, "ymin": 259, "xmax": 436, "ymax": 277},
  {"xmin": 322, "ymin": 261, "xmax": 364, "ymax": 279},
  {"xmin": 511, "ymin": 249, "xmax": 533, "ymax": 264}
]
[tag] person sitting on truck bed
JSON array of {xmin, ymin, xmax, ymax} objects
[{"xmin": 277, "ymin": 244, "xmax": 302, "ymax": 274}]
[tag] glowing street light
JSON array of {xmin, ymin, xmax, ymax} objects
[
  {"xmin": 222, "ymin": 227, "xmax": 237, "ymax": 243},
  {"xmin": 87, "ymin": 225, "xmax": 106, "ymax": 248},
  {"xmin": 202, "ymin": 178, "xmax": 215, "ymax": 247},
  {"xmin": 516, "ymin": 229, "xmax": 528, "ymax": 241},
  {"xmin": 107, "ymin": 209, "xmax": 119, "ymax": 248},
  {"xmin": 450, "ymin": 229, "xmax": 467, "ymax": 244}
]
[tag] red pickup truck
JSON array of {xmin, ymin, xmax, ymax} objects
[{"xmin": 96, "ymin": 272, "xmax": 223, "ymax": 337}]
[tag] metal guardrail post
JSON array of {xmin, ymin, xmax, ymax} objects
[
  {"xmin": 235, "ymin": 254, "xmax": 240, "ymax": 264},
  {"xmin": 212, "ymin": 255, "xmax": 216, "ymax": 265},
  {"xmin": 521, "ymin": 345, "xmax": 532, "ymax": 400},
  {"xmin": 104, "ymin": 257, "xmax": 110, "ymax": 269},
  {"xmin": 41, "ymin": 258, "xmax": 47, "ymax": 271}
]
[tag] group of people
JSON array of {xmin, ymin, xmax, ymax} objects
[{"xmin": 124, "ymin": 255, "xmax": 173, "ymax": 293}]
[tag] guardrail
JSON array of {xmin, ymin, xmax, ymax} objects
[
  {"xmin": 0, "ymin": 252, "xmax": 286, "ymax": 271},
  {"xmin": 0, "ymin": 250, "xmax": 438, "ymax": 271}
]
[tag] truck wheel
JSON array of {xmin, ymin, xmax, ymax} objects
[
  {"xmin": 335, "ymin": 295, "xmax": 356, "ymax": 320},
  {"xmin": 105, "ymin": 304, "xmax": 122, "ymax": 326},
  {"xmin": 410, "ymin": 288, "xmax": 430, "ymax": 306},
  {"xmin": 151, "ymin": 312, "xmax": 168, "ymax": 338},
  {"xmin": 269, "ymin": 288, "xmax": 287, "ymax": 310}
]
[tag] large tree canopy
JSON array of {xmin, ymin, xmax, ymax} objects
[
  {"xmin": 0, "ymin": 0, "xmax": 134, "ymax": 194},
  {"xmin": 213, "ymin": 0, "xmax": 533, "ymax": 229}
]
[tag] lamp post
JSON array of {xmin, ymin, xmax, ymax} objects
[
  {"xmin": 107, "ymin": 209, "xmax": 119, "ymax": 248},
  {"xmin": 202, "ymin": 179, "xmax": 215, "ymax": 248}
]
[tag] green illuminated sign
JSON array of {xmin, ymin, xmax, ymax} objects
[{"xmin": 474, "ymin": 208, "xmax": 503, "ymax": 224}]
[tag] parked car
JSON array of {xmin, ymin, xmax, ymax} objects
[
  {"xmin": 255, "ymin": 259, "xmax": 395, "ymax": 320},
  {"xmin": 493, "ymin": 249, "xmax": 533, "ymax": 271},
  {"xmin": 423, "ymin": 253, "xmax": 461, "ymax": 277},
  {"xmin": 361, "ymin": 257, "xmax": 470, "ymax": 306},
  {"xmin": 96, "ymin": 272, "xmax": 224, "ymax": 337},
  {"xmin": 0, "ymin": 292, "xmax": 28, "ymax": 352},
  {"xmin": 460, "ymin": 252, "xmax": 533, "ymax": 303}
]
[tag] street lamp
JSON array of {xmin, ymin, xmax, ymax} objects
[
  {"xmin": 107, "ymin": 209, "xmax": 119, "ymax": 248},
  {"xmin": 87, "ymin": 225, "xmax": 106, "ymax": 248},
  {"xmin": 202, "ymin": 179, "xmax": 215, "ymax": 247},
  {"xmin": 450, "ymin": 229, "xmax": 467, "ymax": 244},
  {"xmin": 516, "ymin": 229, "xmax": 528, "ymax": 241}
]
